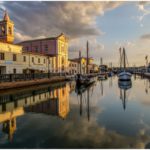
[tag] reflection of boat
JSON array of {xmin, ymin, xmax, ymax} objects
[
  {"xmin": 118, "ymin": 80, "xmax": 132, "ymax": 90},
  {"xmin": 98, "ymin": 73, "xmax": 107, "ymax": 80},
  {"xmin": 118, "ymin": 47, "xmax": 132, "ymax": 81},
  {"xmin": 108, "ymin": 72, "xmax": 114, "ymax": 77},
  {"xmin": 76, "ymin": 74, "xmax": 96, "ymax": 87},
  {"xmin": 118, "ymin": 80, "xmax": 132, "ymax": 110},
  {"xmin": 75, "ymin": 81, "xmax": 94, "ymax": 122}
]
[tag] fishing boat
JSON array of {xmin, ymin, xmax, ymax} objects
[
  {"xmin": 76, "ymin": 74, "xmax": 95, "ymax": 87},
  {"xmin": 76, "ymin": 41, "xmax": 96, "ymax": 87},
  {"xmin": 118, "ymin": 47, "xmax": 132, "ymax": 81}
]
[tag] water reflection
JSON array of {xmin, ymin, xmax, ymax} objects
[
  {"xmin": 118, "ymin": 80, "xmax": 132, "ymax": 110},
  {"xmin": 1, "ymin": 77, "xmax": 150, "ymax": 148},
  {"xmin": 0, "ymin": 82, "xmax": 72, "ymax": 142},
  {"xmin": 75, "ymin": 83, "xmax": 95, "ymax": 122}
]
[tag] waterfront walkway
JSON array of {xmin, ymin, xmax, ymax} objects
[{"xmin": 0, "ymin": 76, "xmax": 67, "ymax": 90}]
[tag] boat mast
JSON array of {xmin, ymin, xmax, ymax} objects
[
  {"xmin": 101, "ymin": 57, "xmax": 103, "ymax": 66},
  {"xmin": 80, "ymin": 93, "xmax": 82, "ymax": 116},
  {"xmin": 119, "ymin": 47, "xmax": 122, "ymax": 69},
  {"xmin": 79, "ymin": 50, "xmax": 81, "ymax": 74},
  {"xmin": 123, "ymin": 47, "xmax": 126, "ymax": 70},
  {"xmin": 86, "ymin": 41, "xmax": 89, "ymax": 74},
  {"xmin": 87, "ymin": 88, "xmax": 90, "ymax": 121}
]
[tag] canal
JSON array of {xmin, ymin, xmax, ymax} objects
[{"xmin": 0, "ymin": 75, "xmax": 150, "ymax": 148}]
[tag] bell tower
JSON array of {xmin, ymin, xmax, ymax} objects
[{"xmin": 0, "ymin": 10, "xmax": 14, "ymax": 43}]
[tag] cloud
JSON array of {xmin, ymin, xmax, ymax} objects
[
  {"xmin": 137, "ymin": 2, "xmax": 150, "ymax": 26},
  {"xmin": 1, "ymin": 1, "xmax": 123, "ymax": 42}
]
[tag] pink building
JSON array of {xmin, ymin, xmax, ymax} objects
[{"xmin": 19, "ymin": 33, "xmax": 69, "ymax": 73}]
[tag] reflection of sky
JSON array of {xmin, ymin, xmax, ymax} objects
[{"xmin": 1, "ymin": 76, "xmax": 150, "ymax": 148}]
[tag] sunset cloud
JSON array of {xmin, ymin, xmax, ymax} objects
[{"xmin": 1, "ymin": 1, "xmax": 123, "ymax": 42}]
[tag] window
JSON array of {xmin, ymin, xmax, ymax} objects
[
  {"xmin": 23, "ymin": 56, "xmax": 26, "ymax": 62},
  {"xmin": 43, "ymin": 59, "xmax": 45, "ymax": 64},
  {"xmin": 8, "ymin": 27, "xmax": 12, "ymax": 35},
  {"xmin": 13, "ymin": 54, "xmax": 17, "ymax": 61},
  {"xmin": 13, "ymin": 68, "xmax": 16, "ymax": 74},
  {"xmin": 35, "ymin": 46, "xmax": 38, "ymax": 52},
  {"xmin": 38, "ymin": 58, "xmax": 40, "ymax": 63},
  {"xmin": 45, "ymin": 45, "xmax": 48, "ymax": 51},
  {"xmin": 0, "ymin": 53, "xmax": 4, "ymax": 60},
  {"xmin": 32, "ymin": 57, "xmax": 34, "ymax": 63}
]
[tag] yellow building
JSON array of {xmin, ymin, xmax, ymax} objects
[
  {"xmin": 70, "ymin": 57, "xmax": 94, "ymax": 74},
  {"xmin": 19, "ymin": 33, "xmax": 69, "ymax": 73},
  {"xmin": 0, "ymin": 11, "xmax": 58, "ymax": 74},
  {"xmin": 0, "ymin": 11, "xmax": 14, "ymax": 44},
  {"xmin": 0, "ymin": 41, "xmax": 56, "ymax": 74},
  {"xmin": 68, "ymin": 59, "xmax": 78, "ymax": 75}
]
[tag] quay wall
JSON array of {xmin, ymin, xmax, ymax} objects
[{"xmin": 0, "ymin": 76, "xmax": 68, "ymax": 90}]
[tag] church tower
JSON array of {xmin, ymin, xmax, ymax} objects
[{"xmin": 0, "ymin": 10, "xmax": 14, "ymax": 43}]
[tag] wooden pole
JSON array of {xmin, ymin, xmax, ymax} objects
[
  {"xmin": 87, "ymin": 41, "xmax": 89, "ymax": 74},
  {"xmin": 79, "ymin": 51, "xmax": 81, "ymax": 74}
]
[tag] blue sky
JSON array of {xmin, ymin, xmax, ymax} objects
[{"xmin": 0, "ymin": 1, "xmax": 150, "ymax": 66}]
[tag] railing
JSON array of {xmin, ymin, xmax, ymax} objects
[{"xmin": 0, "ymin": 72, "xmax": 66, "ymax": 83}]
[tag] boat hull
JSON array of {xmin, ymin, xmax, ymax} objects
[
  {"xmin": 118, "ymin": 72, "xmax": 131, "ymax": 81},
  {"xmin": 76, "ymin": 74, "xmax": 96, "ymax": 87}
]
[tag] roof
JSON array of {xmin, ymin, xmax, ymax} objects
[
  {"xmin": 18, "ymin": 33, "xmax": 66, "ymax": 44},
  {"xmin": 3, "ymin": 10, "xmax": 10, "ymax": 21},
  {"xmin": 70, "ymin": 57, "xmax": 94, "ymax": 62}
]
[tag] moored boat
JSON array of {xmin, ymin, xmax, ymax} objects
[{"xmin": 118, "ymin": 47, "xmax": 132, "ymax": 81}]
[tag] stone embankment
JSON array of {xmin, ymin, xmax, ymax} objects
[{"xmin": 0, "ymin": 76, "xmax": 69, "ymax": 90}]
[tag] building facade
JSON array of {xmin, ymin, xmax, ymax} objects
[
  {"xmin": 0, "ymin": 11, "xmax": 14, "ymax": 44},
  {"xmin": 68, "ymin": 60, "xmax": 78, "ymax": 75},
  {"xmin": 0, "ymin": 11, "xmax": 67, "ymax": 74},
  {"xmin": 19, "ymin": 33, "xmax": 69, "ymax": 73},
  {"xmin": 70, "ymin": 57, "xmax": 94, "ymax": 74},
  {"xmin": 0, "ymin": 41, "xmax": 56, "ymax": 74}
]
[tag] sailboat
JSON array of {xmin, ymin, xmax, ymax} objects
[
  {"xmin": 118, "ymin": 47, "xmax": 132, "ymax": 81},
  {"xmin": 76, "ymin": 41, "xmax": 96, "ymax": 87}
]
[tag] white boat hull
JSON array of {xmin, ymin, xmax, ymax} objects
[{"xmin": 118, "ymin": 72, "xmax": 132, "ymax": 81}]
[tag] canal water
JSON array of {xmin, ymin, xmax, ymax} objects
[{"xmin": 0, "ymin": 75, "xmax": 150, "ymax": 148}]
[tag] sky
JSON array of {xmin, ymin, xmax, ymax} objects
[{"xmin": 0, "ymin": 1, "xmax": 150, "ymax": 67}]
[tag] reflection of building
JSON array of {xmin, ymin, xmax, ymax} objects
[
  {"xmin": 0, "ymin": 107, "xmax": 24, "ymax": 142},
  {"xmin": 25, "ymin": 84, "xmax": 70, "ymax": 119},
  {"xmin": 0, "ymin": 83, "xmax": 70, "ymax": 141},
  {"xmin": 2, "ymin": 118, "xmax": 16, "ymax": 142}
]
